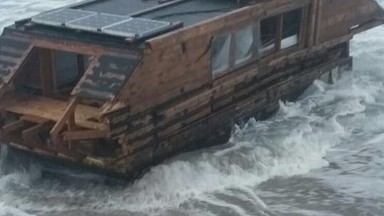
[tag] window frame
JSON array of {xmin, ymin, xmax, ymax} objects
[
  {"xmin": 211, "ymin": 6, "xmax": 307, "ymax": 79},
  {"xmin": 211, "ymin": 22, "xmax": 260, "ymax": 78},
  {"xmin": 211, "ymin": 33, "xmax": 233, "ymax": 77}
]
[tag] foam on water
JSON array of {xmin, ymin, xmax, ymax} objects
[{"xmin": 0, "ymin": 202, "xmax": 34, "ymax": 216}]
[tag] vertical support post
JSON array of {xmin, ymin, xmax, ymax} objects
[
  {"xmin": 50, "ymin": 97, "xmax": 78, "ymax": 146},
  {"xmin": 67, "ymin": 109, "xmax": 75, "ymax": 149},
  {"xmin": 307, "ymin": 0, "xmax": 319, "ymax": 48},
  {"xmin": 299, "ymin": 6, "xmax": 310, "ymax": 49},
  {"xmin": 314, "ymin": 0, "xmax": 323, "ymax": 45},
  {"xmin": 229, "ymin": 32, "xmax": 236, "ymax": 70},
  {"xmin": 77, "ymin": 54, "xmax": 85, "ymax": 78},
  {"xmin": 39, "ymin": 49, "xmax": 56, "ymax": 97},
  {"xmin": 275, "ymin": 15, "xmax": 283, "ymax": 51},
  {"xmin": 252, "ymin": 21, "xmax": 260, "ymax": 59}
]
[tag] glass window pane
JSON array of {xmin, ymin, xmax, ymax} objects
[
  {"xmin": 282, "ymin": 9, "xmax": 302, "ymax": 49},
  {"xmin": 235, "ymin": 24, "xmax": 253, "ymax": 65},
  {"xmin": 55, "ymin": 51, "xmax": 79, "ymax": 88},
  {"xmin": 259, "ymin": 16, "xmax": 278, "ymax": 54},
  {"xmin": 212, "ymin": 34, "xmax": 231, "ymax": 77},
  {"xmin": 281, "ymin": 35, "xmax": 298, "ymax": 49}
]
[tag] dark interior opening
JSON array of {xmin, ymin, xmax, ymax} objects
[
  {"xmin": 54, "ymin": 51, "xmax": 90, "ymax": 94},
  {"xmin": 282, "ymin": 9, "xmax": 302, "ymax": 49},
  {"xmin": 260, "ymin": 16, "xmax": 278, "ymax": 53},
  {"xmin": 14, "ymin": 48, "xmax": 90, "ymax": 100},
  {"xmin": 283, "ymin": 9, "xmax": 302, "ymax": 38}
]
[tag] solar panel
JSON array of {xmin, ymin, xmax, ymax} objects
[
  {"xmin": 32, "ymin": 9, "xmax": 96, "ymax": 27},
  {"xmin": 103, "ymin": 18, "xmax": 171, "ymax": 38},
  {"xmin": 31, "ymin": 9, "xmax": 175, "ymax": 40},
  {"xmin": 66, "ymin": 13, "xmax": 131, "ymax": 32}
]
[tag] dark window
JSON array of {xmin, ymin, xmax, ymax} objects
[
  {"xmin": 282, "ymin": 9, "xmax": 302, "ymax": 49},
  {"xmin": 259, "ymin": 16, "xmax": 278, "ymax": 54},
  {"xmin": 55, "ymin": 51, "xmax": 80, "ymax": 88},
  {"xmin": 54, "ymin": 51, "xmax": 88, "ymax": 91}
]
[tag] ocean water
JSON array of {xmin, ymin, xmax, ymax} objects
[{"xmin": 1, "ymin": 1, "xmax": 384, "ymax": 216}]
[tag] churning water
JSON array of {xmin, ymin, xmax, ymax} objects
[{"xmin": 1, "ymin": 1, "xmax": 384, "ymax": 215}]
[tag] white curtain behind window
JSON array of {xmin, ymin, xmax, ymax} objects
[
  {"xmin": 212, "ymin": 34, "xmax": 231, "ymax": 77},
  {"xmin": 235, "ymin": 24, "xmax": 253, "ymax": 65}
]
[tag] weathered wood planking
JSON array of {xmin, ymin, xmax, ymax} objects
[
  {"xmin": 110, "ymin": 40, "xmax": 349, "ymax": 158},
  {"xmin": 114, "ymin": 55, "xmax": 352, "ymax": 169},
  {"xmin": 116, "ymin": 0, "xmax": 311, "ymax": 113},
  {"xmin": 317, "ymin": 0, "xmax": 384, "ymax": 43},
  {"xmin": 107, "ymin": 35, "xmax": 350, "ymax": 138}
]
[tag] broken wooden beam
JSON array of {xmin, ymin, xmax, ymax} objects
[
  {"xmin": 62, "ymin": 129, "xmax": 108, "ymax": 141},
  {"xmin": 50, "ymin": 97, "xmax": 78, "ymax": 141}
]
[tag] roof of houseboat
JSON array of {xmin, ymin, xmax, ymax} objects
[
  {"xmin": 4, "ymin": 0, "xmax": 244, "ymax": 48},
  {"xmin": 80, "ymin": 0, "xmax": 242, "ymax": 26}
]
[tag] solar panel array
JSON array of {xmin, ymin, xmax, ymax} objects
[
  {"xmin": 31, "ymin": 9, "xmax": 173, "ymax": 39},
  {"xmin": 67, "ymin": 13, "xmax": 130, "ymax": 32},
  {"xmin": 103, "ymin": 18, "xmax": 171, "ymax": 38},
  {"xmin": 32, "ymin": 9, "xmax": 96, "ymax": 27}
]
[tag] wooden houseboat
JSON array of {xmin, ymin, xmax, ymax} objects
[{"xmin": 0, "ymin": 0, "xmax": 383, "ymax": 178}]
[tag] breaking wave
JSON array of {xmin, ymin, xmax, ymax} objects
[
  {"xmin": 93, "ymin": 57, "xmax": 384, "ymax": 215},
  {"xmin": 104, "ymin": 78, "xmax": 356, "ymax": 213}
]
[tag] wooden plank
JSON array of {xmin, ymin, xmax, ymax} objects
[
  {"xmin": 2, "ymin": 93, "xmax": 101, "ymax": 125},
  {"xmin": 299, "ymin": 6, "xmax": 309, "ymax": 49},
  {"xmin": 0, "ymin": 43, "xmax": 34, "ymax": 97},
  {"xmin": 0, "ymin": 54, "xmax": 18, "ymax": 64},
  {"xmin": 2, "ymin": 120, "xmax": 24, "ymax": 134},
  {"xmin": 276, "ymin": 15, "xmax": 283, "ymax": 50},
  {"xmin": 33, "ymin": 38, "xmax": 139, "ymax": 59},
  {"xmin": 317, "ymin": 0, "xmax": 384, "ymax": 43},
  {"xmin": 307, "ymin": 0, "xmax": 318, "ymax": 47},
  {"xmin": 22, "ymin": 123, "xmax": 44, "ymax": 147},
  {"xmin": 350, "ymin": 20, "xmax": 384, "ymax": 35},
  {"xmin": 39, "ymin": 49, "xmax": 55, "ymax": 97},
  {"xmin": 50, "ymin": 97, "xmax": 78, "ymax": 138},
  {"xmin": 314, "ymin": 0, "xmax": 323, "ymax": 45},
  {"xmin": 71, "ymin": 56, "xmax": 100, "ymax": 96},
  {"xmin": 76, "ymin": 120, "xmax": 107, "ymax": 131},
  {"xmin": 62, "ymin": 129, "xmax": 108, "ymax": 141},
  {"xmin": 21, "ymin": 115, "xmax": 49, "ymax": 123}
]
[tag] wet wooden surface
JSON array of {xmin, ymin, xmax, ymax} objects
[{"xmin": 2, "ymin": 92, "xmax": 104, "ymax": 130}]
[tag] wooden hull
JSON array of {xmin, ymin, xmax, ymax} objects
[
  {"xmin": 109, "ymin": 47, "xmax": 352, "ymax": 177},
  {"xmin": 0, "ymin": 44, "xmax": 352, "ymax": 179}
]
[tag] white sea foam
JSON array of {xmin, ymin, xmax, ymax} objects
[
  {"xmin": 94, "ymin": 77, "xmax": 359, "ymax": 213},
  {"xmin": 0, "ymin": 202, "xmax": 35, "ymax": 216}
]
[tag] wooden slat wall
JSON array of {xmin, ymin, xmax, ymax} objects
[
  {"xmin": 116, "ymin": 0, "xmax": 310, "ymax": 113},
  {"xmin": 103, "ymin": 0, "xmax": 361, "ymax": 158},
  {"xmin": 317, "ymin": 0, "xmax": 384, "ymax": 43},
  {"xmin": 101, "ymin": 0, "xmax": 381, "ymax": 163}
]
